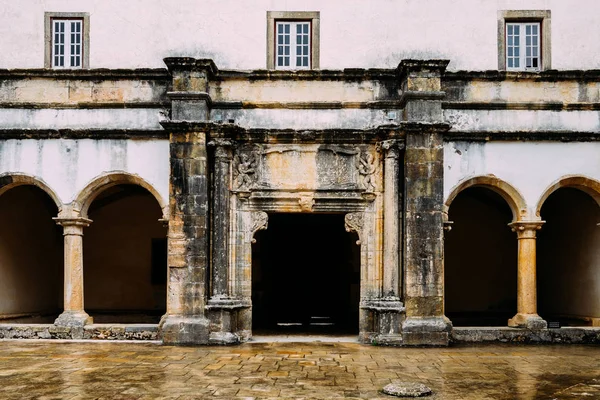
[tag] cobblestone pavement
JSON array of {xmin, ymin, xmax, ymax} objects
[{"xmin": 0, "ymin": 340, "xmax": 599, "ymax": 399}]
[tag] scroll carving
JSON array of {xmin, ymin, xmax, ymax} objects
[
  {"xmin": 377, "ymin": 140, "xmax": 404, "ymax": 159},
  {"xmin": 249, "ymin": 211, "xmax": 268, "ymax": 243},
  {"xmin": 357, "ymin": 151, "xmax": 377, "ymax": 192},
  {"xmin": 344, "ymin": 212, "xmax": 363, "ymax": 245}
]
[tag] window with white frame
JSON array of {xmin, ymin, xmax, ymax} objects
[
  {"xmin": 267, "ymin": 11, "xmax": 319, "ymax": 70},
  {"xmin": 498, "ymin": 10, "xmax": 550, "ymax": 71},
  {"xmin": 276, "ymin": 21, "xmax": 311, "ymax": 69},
  {"xmin": 44, "ymin": 12, "xmax": 89, "ymax": 69},
  {"xmin": 506, "ymin": 22, "xmax": 540, "ymax": 71},
  {"xmin": 52, "ymin": 19, "xmax": 83, "ymax": 68}
]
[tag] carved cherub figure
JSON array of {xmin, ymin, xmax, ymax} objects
[
  {"xmin": 234, "ymin": 152, "xmax": 256, "ymax": 190},
  {"xmin": 357, "ymin": 152, "xmax": 377, "ymax": 192}
]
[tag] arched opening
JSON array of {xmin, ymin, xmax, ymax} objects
[
  {"xmin": 538, "ymin": 187, "xmax": 600, "ymax": 326},
  {"xmin": 251, "ymin": 213, "xmax": 360, "ymax": 335},
  {"xmin": 83, "ymin": 184, "xmax": 167, "ymax": 323},
  {"xmin": 0, "ymin": 185, "xmax": 63, "ymax": 322},
  {"xmin": 445, "ymin": 187, "xmax": 517, "ymax": 326}
]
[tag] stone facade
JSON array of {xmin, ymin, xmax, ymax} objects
[{"xmin": 0, "ymin": 2, "xmax": 599, "ymax": 345}]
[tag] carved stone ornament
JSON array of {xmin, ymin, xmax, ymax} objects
[
  {"xmin": 233, "ymin": 147, "xmax": 259, "ymax": 191},
  {"xmin": 344, "ymin": 212, "xmax": 363, "ymax": 245},
  {"xmin": 249, "ymin": 211, "xmax": 268, "ymax": 243},
  {"xmin": 377, "ymin": 139, "xmax": 404, "ymax": 159},
  {"xmin": 298, "ymin": 195, "xmax": 315, "ymax": 212},
  {"xmin": 356, "ymin": 150, "xmax": 377, "ymax": 192}
]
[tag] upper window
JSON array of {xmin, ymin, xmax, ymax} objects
[
  {"xmin": 498, "ymin": 10, "xmax": 551, "ymax": 71},
  {"xmin": 506, "ymin": 22, "xmax": 540, "ymax": 70},
  {"xmin": 276, "ymin": 21, "xmax": 311, "ymax": 69},
  {"xmin": 44, "ymin": 12, "xmax": 90, "ymax": 69},
  {"xmin": 267, "ymin": 11, "xmax": 320, "ymax": 70}
]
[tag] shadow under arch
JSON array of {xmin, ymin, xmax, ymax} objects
[
  {"xmin": 535, "ymin": 175, "xmax": 600, "ymax": 218},
  {"xmin": 445, "ymin": 175, "xmax": 527, "ymax": 222},
  {"xmin": 75, "ymin": 172, "xmax": 168, "ymax": 219},
  {"xmin": 0, "ymin": 173, "xmax": 63, "ymax": 210}
]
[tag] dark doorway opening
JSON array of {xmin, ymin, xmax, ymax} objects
[
  {"xmin": 84, "ymin": 184, "xmax": 167, "ymax": 323},
  {"xmin": 0, "ymin": 185, "xmax": 63, "ymax": 323},
  {"xmin": 445, "ymin": 187, "xmax": 517, "ymax": 326},
  {"xmin": 252, "ymin": 213, "xmax": 360, "ymax": 334},
  {"xmin": 538, "ymin": 188, "xmax": 600, "ymax": 326}
]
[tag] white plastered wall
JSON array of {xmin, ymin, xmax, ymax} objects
[
  {"xmin": 1, "ymin": 0, "xmax": 599, "ymax": 70},
  {"xmin": 444, "ymin": 141, "xmax": 600, "ymax": 219},
  {"xmin": 0, "ymin": 139, "xmax": 169, "ymax": 210}
]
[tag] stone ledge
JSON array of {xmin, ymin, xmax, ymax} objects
[
  {"xmin": 452, "ymin": 327, "xmax": 600, "ymax": 344},
  {"xmin": 0, "ymin": 324, "xmax": 159, "ymax": 341}
]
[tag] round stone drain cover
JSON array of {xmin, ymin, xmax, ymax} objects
[{"xmin": 382, "ymin": 382, "xmax": 432, "ymax": 397}]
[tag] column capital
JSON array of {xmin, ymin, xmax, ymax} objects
[
  {"xmin": 53, "ymin": 217, "xmax": 92, "ymax": 229},
  {"xmin": 509, "ymin": 220, "xmax": 545, "ymax": 238},
  {"xmin": 208, "ymin": 138, "xmax": 234, "ymax": 160},
  {"xmin": 377, "ymin": 139, "xmax": 404, "ymax": 158}
]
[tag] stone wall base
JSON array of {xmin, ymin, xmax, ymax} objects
[
  {"xmin": 159, "ymin": 316, "xmax": 210, "ymax": 345},
  {"xmin": 452, "ymin": 327, "xmax": 600, "ymax": 344},
  {"xmin": 0, "ymin": 324, "xmax": 158, "ymax": 340}
]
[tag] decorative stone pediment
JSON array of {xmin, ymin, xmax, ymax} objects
[{"xmin": 231, "ymin": 143, "xmax": 380, "ymax": 193}]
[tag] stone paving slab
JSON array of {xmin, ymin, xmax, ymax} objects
[{"xmin": 0, "ymin": 340, "xmax": 599, "ymax": 399}]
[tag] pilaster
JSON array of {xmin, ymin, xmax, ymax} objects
[
  {"xmin": 399, "ymin": 59, "xmax": 452, "ymax": 346},
  {"xmin": 206, "ymin": 138, "xmax": 245, "ymax": 344},
  {"xmin": 508, "ymin": 221, "xmax": 547, "ymax": 330},
  {"xmin": 398, "ymin": 59, "xmax": 449, "ymax": 123},
  {"xmin": 164, "ymin": 57, "xmax": 216, "ymax": 121},
  {"xmin": 159, "ymin": 126, "xmax": 211, "ymax": 344}
]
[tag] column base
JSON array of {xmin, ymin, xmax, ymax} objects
[
  {"xmin": 54, "ymin": 311, "xmax": 93, "ymax": 327},
  {"xmin": 159, "ymin": 315, "xmax": 210, "ymax": 345},
  {"xmin": 508, "ymin": 313, "xmax": 547, "ymax": 330},
  {"xmin": 401, "ymin": 316, "xmax": 452, "ymax": 346}
]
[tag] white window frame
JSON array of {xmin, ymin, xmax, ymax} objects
[
  {"xmin": 505, "ymin": 22, "xmax": 541, "ymax": 71},
  {"xmin": 267, "ymin": 11, "xmax": 320, "ymax": 70},
  {"xmin": 44, "ymin": 12, "xmax": 90, "ymax": 69},
  {"xmin": 275, "ymin": 21, "xmax": 311, "ymax": 70},
  {"xmin": 51, "ymin": 19, "xmax": 83, "ymax": 69},
  {"xmin": 498, "ymin": 10, "xmax": 551, "ymax": 72}
]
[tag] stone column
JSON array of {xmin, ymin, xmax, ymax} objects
[
  {"xmin": 206, "ymin": 138, "xmax": 245, "ymax": 344},
  {"xmin": 399, "ymin": 59, "xmax": 452, "ymax": 346},
  {"xmin": 208, "ymin": 139, "xmax": 233, "ymax": 299},
  {"xmin": 53, "ymin": 215, "xmax": 93, "ymax": 327},
  {"xmin": 508, "ymin": 221, "xmax": 547, "ymax": 329},
  {"xmin": 380, "ymin": 139, "xmax": 403, "ymax": 300}
]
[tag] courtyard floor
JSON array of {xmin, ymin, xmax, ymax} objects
[{"xmin": 0, "ymin": 339, "xmax": 599, "ymax": 399}]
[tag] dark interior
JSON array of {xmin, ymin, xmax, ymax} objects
[
  {"xmin": 445, "ymin": 187, "xmax": 517, "ymax": 326},
  {"xmin": 252, "ymin": 213, "xmax": 360, "ymax": 334}
]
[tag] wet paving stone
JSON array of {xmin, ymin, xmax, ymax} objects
[{"xmin": 0, "ymin": 340, "xmax": 598, "ymax": 399}]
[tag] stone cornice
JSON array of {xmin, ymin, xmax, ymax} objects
[
  {"xmin": 163, "ymin": 57, "xmax": 218, "ymax": 77},
  {"xmin": 444, "ymin": 130, "xmax": 600, "ymax": 142},
  {"xmin": 0, "ymin": 129, "xmax": 168, "ymax": 139},
  {"xmin": 398, "ymin": 59, "xmax": 450, "ymax": 80},
  {"xmin": 160, "ymin": 121, "xmax": 405, "ymax": 144},
  {"xmin": 1, "ymin": 66, "xmax": 599, "ymax": 84},
  {"xmin": 445, "ymin": 69, "xmax": 600, "ymax": 82},
  {"xmin": 0, "ymin": 68, "xmax": 170, "ymax": 80}
]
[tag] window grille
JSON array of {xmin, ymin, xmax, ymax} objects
[
  {"xmin": 52, "ymin": 19, "xmax": 82, "ymax": 68},
  {"xmin": 276, "ymin": 21, "xmax": 311, "ymax": 69},
  {"xmin": 506, "ymin": 22, "xmax": 540, "ymax": 71}
]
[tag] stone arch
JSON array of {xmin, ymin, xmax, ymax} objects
[
  {"xmin": 445, "ymin": 175, "xmax": 527, "ymax": 222},
  {"xmin": 75, "ymin": 172, "xmax": 168, "ymax": 220},
  {"xmin": 0, "ymin": 173, "xmax": 62, "ymax": 210},
  {"xmin": 535, "ymin": 175, "xmax": 600, "ymax": 217}
]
